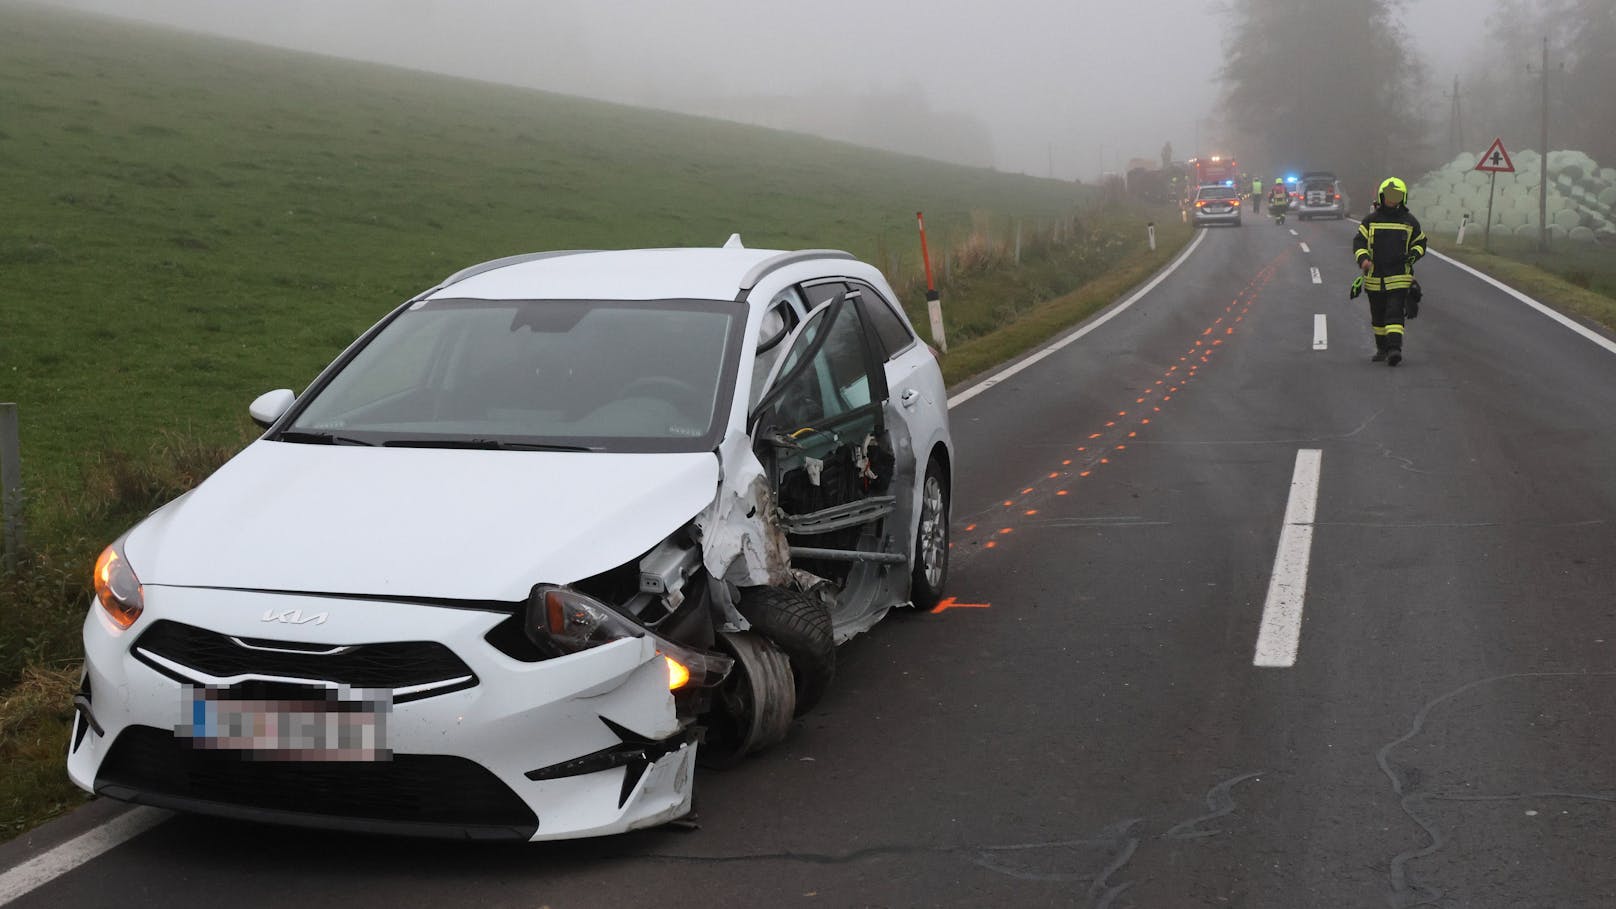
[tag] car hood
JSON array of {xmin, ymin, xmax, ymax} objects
[{"xmin": 126, "ymin": 441, "xmax": 721, "ymax": 602}]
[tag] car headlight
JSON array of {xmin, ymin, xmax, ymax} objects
[
  {"xmin": 525, "ymin": 585, "xmax": 730, "ymax": 690},
  {"xmin": 93, "ymin": 538, "xmax": 144, "ymax": 629}
]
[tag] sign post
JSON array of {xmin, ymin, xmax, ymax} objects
[
  {"xmin": 1474, "ymin": 137, "xmax": 1516, "ymax": 253},
  {"xmin": 916, "ymin": 212, "xmax": 946, "ymax": 353}
]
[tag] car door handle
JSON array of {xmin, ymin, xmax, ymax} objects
[{"xmin": 900, "ymin": 388, "xmax": 920, "ymax": 409}]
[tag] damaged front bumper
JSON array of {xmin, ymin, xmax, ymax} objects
[{"xmin": 68, "ymin": 586, "xmax": 697, "ymax": 842}]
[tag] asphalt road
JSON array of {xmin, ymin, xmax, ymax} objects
[{"xmin": 10, "ymin": 215, "xmax": 1616, "ymax": 908}]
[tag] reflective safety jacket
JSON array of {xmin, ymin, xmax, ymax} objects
[{"xmin": 1354, "ymin": 204, "xmax": 1427, "ymax": 291}]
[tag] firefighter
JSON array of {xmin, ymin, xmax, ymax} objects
[{"xmin": 1353, "ymin": 177, "xmax": 1427, "ymax": 366}]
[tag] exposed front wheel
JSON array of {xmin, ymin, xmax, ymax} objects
[
  {"xmin": 737, "ymin": 585, "xmax": 834, "ymax": 715},
  {"xmin": 909, "ymin": 459, "xmax": 950, "ymax": 611}
]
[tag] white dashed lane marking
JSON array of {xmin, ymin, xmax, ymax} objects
[{"xmin": 1254, "ymin": 449, "xmax": 1323, "ymax": 668}]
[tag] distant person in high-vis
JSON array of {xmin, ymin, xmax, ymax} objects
[{"xmin": 1354, "ymin": 177, "xmax": 1426, "ymax": 366}]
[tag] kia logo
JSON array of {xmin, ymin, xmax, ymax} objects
[{"xmin": 260, "ymin": 608, "xmax": 329, "ymax": 626}]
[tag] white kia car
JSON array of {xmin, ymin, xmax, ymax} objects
[{"xmin": 68, "ymin": 241, "xmax": 953, "ymax": 841}]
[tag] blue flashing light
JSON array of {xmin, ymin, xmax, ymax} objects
[
  {"xmin": 1225, "ymin": 180, "xmax": 1235, "ymax": 186},
  {"xmin": 1286, "ymin": 176, "xmax": 1299, "ymax": 184}
]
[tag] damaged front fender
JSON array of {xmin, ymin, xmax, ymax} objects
[{"xmin": 693, "ymin": 430, "xmax": 792, "ymax": 590}]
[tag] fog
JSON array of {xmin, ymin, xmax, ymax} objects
[{"xmin": 39, "ymin": 0, "xmax": 1489, "ymax": 178}]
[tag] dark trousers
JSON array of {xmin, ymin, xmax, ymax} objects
[{"xmin": 1368, "ymin": 289, "xmax": 1407, "ymax": 351}]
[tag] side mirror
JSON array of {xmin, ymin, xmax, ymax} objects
[{"xmin": 249, "ymin": 389, "xmax": 295, "ymax": 429}]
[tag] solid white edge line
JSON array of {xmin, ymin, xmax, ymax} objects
[
  {"xmin": 0, "ymin": 808, "xmax": 170, "ymax": 906},
  {"xmin": 1428, "ymin": 250, "xmax": 1616, "ymax": 357},
  {"xmin": 1313, "ymin": 314, "xmax": 1328, "ymax": 350},
  {"xmin": 1310, "ymin": 267, "xmax": 1322, "ymax": 284},
  {"xmin": 948, "ymin": 229, "xmax": 1208, "ymax": 408},
  {"xmin": 1253, "ymin": 449, "xmax": 1322, "ymax": 668},
  {"xmin": 1299, "ymin": 242, "xmax": 1311, "ymax": 253}
]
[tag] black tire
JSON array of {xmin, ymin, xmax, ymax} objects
[
  {"xmin": 738, "ymin": 586, "xmax": 834, "ymax": 715},
  {"xmin": 909, "ymin": 458, "xmax": 950, "ymax": 612}
]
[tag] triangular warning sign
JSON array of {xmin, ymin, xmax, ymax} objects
[{"xmin": 1475, "ymin": 138, "xmax": 1516, "ymax": 173}]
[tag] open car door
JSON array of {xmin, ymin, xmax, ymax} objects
[{"xmin": 749, "ymin": 291, "xmax": 906, "ymax": 640}]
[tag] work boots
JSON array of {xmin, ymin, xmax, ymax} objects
[{"xmin": 1371, "ymin": 336, "xmax": 1388, "ymax": 362}]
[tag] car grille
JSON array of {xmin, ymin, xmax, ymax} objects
[
  {"xmin": 97, "ymin": 725, "xmax": 537, "ymax": 836},
  {"xmin": 134, "ymin": 620, "xmax": 475, "ymax": 699}
]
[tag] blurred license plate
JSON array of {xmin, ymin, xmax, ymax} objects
[{"xmin": 179, "ymin": 690, "xmax": 390, "ymax": 761}]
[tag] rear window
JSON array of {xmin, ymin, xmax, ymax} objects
[
  {"xmin": 1305, "ymin": 180, "xmax": 1335, "ymax": 193},
  {"xmin": 1198, "ymin": 187, "xmax": 1238, "ymax": 201}
]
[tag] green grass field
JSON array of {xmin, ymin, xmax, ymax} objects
[
  {"xmin": 0, "ymin": 1, "xmax": 1190, "ymax": 838},
  {"xmin": 0, "ymin": 2, "xmax": 1112, "ymax": 500}
]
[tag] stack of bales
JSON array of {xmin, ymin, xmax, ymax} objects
[{"xmin": 1410, "ymin": 150, "xmax": 1616, "ymax": 244}]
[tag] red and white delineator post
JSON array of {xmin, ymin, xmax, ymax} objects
[{"xmin": 916, "ymin": 211, "xmax": 947, "ymax": 353}]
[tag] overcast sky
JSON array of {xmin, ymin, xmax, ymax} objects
[{"xmin": 39, "ymin": 0, "xmax": 1491, "ymax": 178}]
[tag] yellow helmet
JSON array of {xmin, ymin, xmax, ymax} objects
[{"xmin": 1378, "ymin": 177, "xmax": 1408, "ymax": 206}]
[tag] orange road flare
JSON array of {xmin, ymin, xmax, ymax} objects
[
  {"xmin": 965, "ymin": 524, "xmax": 977, "ymax": 531},
  {"xmin": 1021, "ymin": 487, "xmax": 1034, "ymax": 495},
  {"xmin": 1079, "ymin": 471, "xmax": 1092, "ymax": 477},
  {"xmin": 1057, "ymin": 490, "xmax": 1069, "ymax": 496},
  {"xmin": 1025, "ymin": 509, "xmax": 1038, "ymax": 516},
  {"xmin": 1048, "ymin": 472, "xmax": 1059, "ymax": 479}
]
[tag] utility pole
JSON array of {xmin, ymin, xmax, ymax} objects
[
  {"xmin": 1444, "ymin": 75, "xmax": 1464, "ymax": 160},
  {"xmin": 1526, "ymin": 35, "xmax": 1558, "ymax": 252}
]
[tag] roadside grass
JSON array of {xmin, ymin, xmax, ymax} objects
[
  {"xmin": 0, "ymin": 1, "xmax": 1188, "ymax": 838},
  {"xmin": 934, "ymin": 210, "xmax": 1192, "ymax": 386},
  {"xmin": 0, "ymin": 666, "xmax": 82, "ymax": 840},
  {"xmin": 1436, "ymin": 239, "xmax": 1616, "ymax": 336}
]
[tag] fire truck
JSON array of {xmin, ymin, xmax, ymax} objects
[{"xmin": 1188, "ymin": 156, "xmax": 1240, "ymax": 189}]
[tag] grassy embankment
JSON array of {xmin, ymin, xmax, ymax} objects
[
  {"xmin": 1433, "ymin": 234, "xmax": 1616, "ymax": 334},
  {"xmin": 0, "ymin": 1, "xmax": 1188, "ymax": 838}
]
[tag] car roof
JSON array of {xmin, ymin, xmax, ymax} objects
[{"xmin": 425, "ymin": 248, "xmax": 857, "ymax": 305}]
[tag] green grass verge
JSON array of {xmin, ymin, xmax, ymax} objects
[
  {"xmin": 1437, "ymin": 241, "xmax": 1616, "ymax": 336},
  {"xmin": 938, "ymin": 213, "xmax": 1192, "ymax": 386},
  {"xmin": 0, "ymin": 1, "xmax": 1187, "ymax": 839}
]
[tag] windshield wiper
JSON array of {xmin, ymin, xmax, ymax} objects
[
  {"xmin": 275, "ymin": 430, "xmax": 376, "ymax": 446},
  {"xmin": 381, "ymin": 438, "xmax": 597, "ymax": 452}
]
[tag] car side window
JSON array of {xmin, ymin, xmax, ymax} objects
[
  {"xmin": 802, "ymin": 281, "xmax": 849, "ymax": 310},
  {"xmin": 848, "ymin": 281, "xmax": 914, "ymax": 360},
  {"xmin": 769, "ymin": 297, "xmax": 877, "ymax": 432}
]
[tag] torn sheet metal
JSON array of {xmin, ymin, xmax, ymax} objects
[{"xmin": 695, "ymin": 430, "xmax": 792, "ymax": 589}]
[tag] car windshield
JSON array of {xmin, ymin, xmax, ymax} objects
[{"xmin": 283, "ymin": 297, "xmax": 745, "ymax": 453}]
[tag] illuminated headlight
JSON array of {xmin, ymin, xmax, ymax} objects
[
  {"xmin": 525, "ymin": 585, "xmax": 731, "ymax": 689},
  {"xmin": 93, "ymin": 537, "xmax": 144, "ymax": 629}
]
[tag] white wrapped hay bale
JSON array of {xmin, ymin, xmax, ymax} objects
[
  {"xmin": 1570, "ymin": 226, "xmax": 1596, "ymax": 243},
  {"xmin": 1554, "ymin": 208, "xmax": 1584, "ymax": 231},
  {"xmin": 1515, "ymin": 224, "xmax": 1541, "ymax": 240}
]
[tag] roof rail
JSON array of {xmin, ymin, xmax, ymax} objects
[
  {"xmin": 438, "ymin": 250, "xmax": 597, "ymax": 289},
  {"xmin": 737, "ymin": 249, "xmax": 857, "ymax": 293}
]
